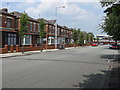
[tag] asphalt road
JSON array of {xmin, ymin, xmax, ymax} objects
[{"xmin": 2, "ymin": 45, "xmax": 118, "ymax": 88}]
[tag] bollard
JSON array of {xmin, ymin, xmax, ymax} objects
[
  {"xmin": 10, "ymin": 45, "xmax": 14, "ymax": 53},
  {"xmin": 16, "ymin": 45, "xmax": 19, "ymax": 52},
  {"xmin": 30, "ymin": 44, "xmax": 32, "ymax": 48},
  {"xmin": 4, "ymin": 45, "xmax": 8, "ymax": 53},
  {"xmin": 4, "ymin": 45, "xmax": 8, "ymax": 50}
]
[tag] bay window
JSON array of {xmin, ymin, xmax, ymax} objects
[
  {"xmin": 6, "ymin": 33, "xmax": 16, "ymax": 45},
  {"xmin": 23, "ymin": 35, "xmax": 31, "ymax": 45}
]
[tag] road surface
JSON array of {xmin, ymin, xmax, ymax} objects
[{"xmin": 2, "ymin": 45, "xmax": 118, "ymax": 88}]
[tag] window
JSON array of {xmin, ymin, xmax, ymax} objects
[
  {"xmin": 7, "ymin": 18, "xmax": 12, "ymax": 28},
  {"xmin": 49, "ymin": 25, "xmax": 55, "ymax": 34},
  {"xmin": 49, "ymin": 25, "xmax": 52, "ymax": 34},
  {"xmin": 6, "ymin": 33, "xmax": 17, "ymax": 45},
  {"xmin": 23, "ymin": 35, "xmax": 31, "ymax": 45},
  {"xmin": 34, "ymin": 23, "xmax": 36, "ymax": 31},
  {"xmin": 57, "ymin": 27, "xmax": 60, "ymax": 35},
  {"xmin": 16, "ymin": 19, "xmax": 18, "ymax": 28},
  {"xmin": 48, "ymin": 36, "xmax": 55, "ymax": 45},
  {"xmin": 0, "ymin": 16, "xmax": 2, "ymax": 27},
  {"xmin": 61, "ymin": 29, "xmax": 64, "ymax": 35},
  {"xmin": 37, "ymin": 36, "xmax": 40, "ymax": 44},
  {"xmin": 30, "ymin": 22, "xmax": 32, "ymax": 31}
]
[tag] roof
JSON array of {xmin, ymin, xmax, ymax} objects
[
  {"xmin": 0, "ymin": 8, "xmax": 15, "ymax": 17},
  {"xmin": 11, "ymin": 11, "xmax": 38, "ymax": 22},
  {"xmin": 0, "ymin": 8, "xmax": 8, "ymax": 12},
  {"xmin": 47, "ymin": 20, "xmax": 56, "ymax": 24},
  {"xmin": 37, "ymin": 18, "xmax": 56, "ymax": 25}
]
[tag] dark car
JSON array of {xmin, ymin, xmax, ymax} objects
[{"xmin": 109, "ymin": 44, "xmax": 120, "ymax": 49}]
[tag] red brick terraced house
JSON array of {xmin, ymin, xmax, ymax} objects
[
  {"xmin": 11, "ymin": 11, "xmax": 40, "ymax": 47},
  {"xmin": 0, "ymin": 8, "xmax": 18, "ymax": 49},
  {"xmin": 38, "ymin": 18, "xmax": 74, "ymax": 46},
  {"xmin": 0, "ymin": 8, "xmax": 77, "ymax": 53},
  {"xmin": 0, "ymin": 8, "xmax": 40, "ymax": 51}
]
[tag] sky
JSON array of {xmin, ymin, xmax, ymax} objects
[{"xmin": 1, "ymin": 0, "xmax": 107, "ymax": 35}]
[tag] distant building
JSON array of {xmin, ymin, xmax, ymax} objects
[{"xmin": 96, "ymin": 35, "xmax": 114, "ymax": 42}]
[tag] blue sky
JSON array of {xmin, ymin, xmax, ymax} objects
[{"xmin": 1, "ymin": 0, "xmax": 107, "ymax": 35}]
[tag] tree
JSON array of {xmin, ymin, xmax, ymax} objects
[
  {"xmin": 77, "ymin": 28, "xmax": 81, "ymax": 44},
  {"xmin": 99, "ymin": 0, "xmax": 120, "ymax": 41},
  {"xmin": 19, "ymin": 11, "xmax": 29, "ymax": 54},
  {"xmin": 79, "ymin": 32, "xmax": 84, "ymax": 45},
  {"xmin": 100, "ymin": 0, "xmax": 119, "ymax": 7},
  {"xmin": 97, "ymin": 37, "xmax": 99, "ymax": 44},
  {"xmin": 38, "ymin": 19, "xmax": 46, "ymax": 52},
  {"xmin": 88, "ymin": 33, "xmax": 94, "ymax": 43},
  {"xmin": 86, "ymin": 33, "xmax": 89, "ymax": 44},
  {"xmin": 72, "ymin": 29, "xmax": 78, "ymax": 45}
]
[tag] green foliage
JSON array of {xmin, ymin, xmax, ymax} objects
[
  {"xmin": 97, "ymin": 37, "xmax": 99, "ymax": 41},
  {"xmin": 72, "ymin": 29, "xmax": 78, "ymax": 40},
  {"xmin": 72, "ymin": 28, "xmax": 94, "ymax": 45},
  {"xmin": 39, "ymin": 19, "xmax": 46, "ymax": 38},
  {"xmin": 79, "ymin": 32, "xmax": 84, "ymax": 44},
  {"xmin": 88, "ymin": 33, "xmax": 94, "ymax": 42},
  {"xmin": 90, "ymin": 35, "xmax": 93, "ymax": 42},
  {"xmin": 86, "ymin": 33, "xmax": 89, "ymax": 42},
  {"xmin": 100, "ymin": 0, "xmax": 120, "ymax": 7},
  {"xmin": 38, "ymin": 19, "xmax": 46, "ymax": 46},
  {"xmin": 19, "ymin": 11, "xmax": 29, "ymax": 37},
  {"xmin": 100, "ymin": 1, "xmax": 120, "ymax": 41}
]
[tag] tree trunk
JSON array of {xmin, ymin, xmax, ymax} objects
[
  {"xmin": 40, "ymin": 38, "xmax": 43, "ymax": 52},
  {"xmin": 21, "ymin": 38, "xmax": 24, "ymax": 54}
]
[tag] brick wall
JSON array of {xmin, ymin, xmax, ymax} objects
[
  {"xmin": 2, "ymin": 15, "xmax": 7, "ymax": 27},
  {"xmin": 0, "ymin": 45, "xmax": 8, "ymax": 54},
  {"xmin": 0, "ymin": 48, "xmax": 8, "ymax": 54}
]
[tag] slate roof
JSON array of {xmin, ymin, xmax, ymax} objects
[
  {"xmin": 10, "ymin": 11, "xmax": 38, "ymax": 22},
  {"xmin": 0, "ymin": 8, "xmax": 15, "ymax": 17}
]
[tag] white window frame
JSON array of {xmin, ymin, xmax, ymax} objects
[{"xmin": 23, "ymin": 35, "xmax": 32, "ymax": 45}]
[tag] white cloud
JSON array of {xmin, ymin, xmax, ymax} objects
[
  {"xmin": 2, "ymin": 0, "xmax": 102, "ymax": 2},
  {"xmin": 58, "ymin": 3, "xmax": 90, "ymax": 20},
  {"xmin": 26, "ymin": 2, "xmax": 55, "ymax": 18},
  {"xmin": 24, "ymin": 1, "xmax": 104, "ymax": 35},
  {"xmin": 25, "ymin": 1, "xmax": 95, "ymax": 20}
]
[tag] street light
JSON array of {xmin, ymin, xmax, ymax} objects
[{"xmin": 55, "ymin": 5, "xmax": 65, "ymax": 49}]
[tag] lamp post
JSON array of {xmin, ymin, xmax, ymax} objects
[{"xmin": 55, "ymin": 5, "xmax": 65, "ymax": 49}]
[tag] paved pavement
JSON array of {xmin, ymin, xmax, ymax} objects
[
  {"xmin": 0, "ymin": 47, "xmax": 75, "ymax": 58},
  {"xmin": 106, "ymin": 49, "xmax": 120, "ymax": 88},
  {"xmin": 2, "ymin": 45, "xmax": 118, "ymax": 88}
]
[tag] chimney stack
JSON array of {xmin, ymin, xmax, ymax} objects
[{"xmin": 1, "ymin": 8, "xmax": 8, "ymax": 12}]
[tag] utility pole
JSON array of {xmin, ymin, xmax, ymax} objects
[
  {"xmin": 55, "ymin": 5, "xmax": 65, "ymax": 49},
  {"xmin": 6, "ymin": 2, "xmax": 9, "ymax": 9}
]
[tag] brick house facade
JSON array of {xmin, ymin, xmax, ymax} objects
[
  {"xmin": 38, "ymin": 18, "xmax": 74, "ymax": 46},
  {"xmin": 0, "ymin": 8, "xmax": 78, "ymax": 53},
  {"xmin": 0, "ymin": 8, "xmax": 18, "ymax": 49},
  {"xmin": 11, "ymin": 11, "xmax": 40, "ymax": 47}
]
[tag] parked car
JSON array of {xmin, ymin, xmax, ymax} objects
[
  {"xmin": 109, "ymin": 44, "xmax": 120, "ymax": 49},
  {"xmin": 91, "ymin": 43, "xmax": 98, "ymax": 46}
]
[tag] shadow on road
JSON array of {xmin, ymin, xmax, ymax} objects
[
  {"xmin": 73, "ymin": 53, "xmax": 120, "ymax": 89},
  {"xmin": 100, "ymin": 54, "xmax": 120, "ymax": 62},
  {"xmin": 73, "ymin": 70, "xmax": 108, "ymax": 88},
  {"xmin": 73, "ymin": 67, "xmax": 120, "ymax": 89}
]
